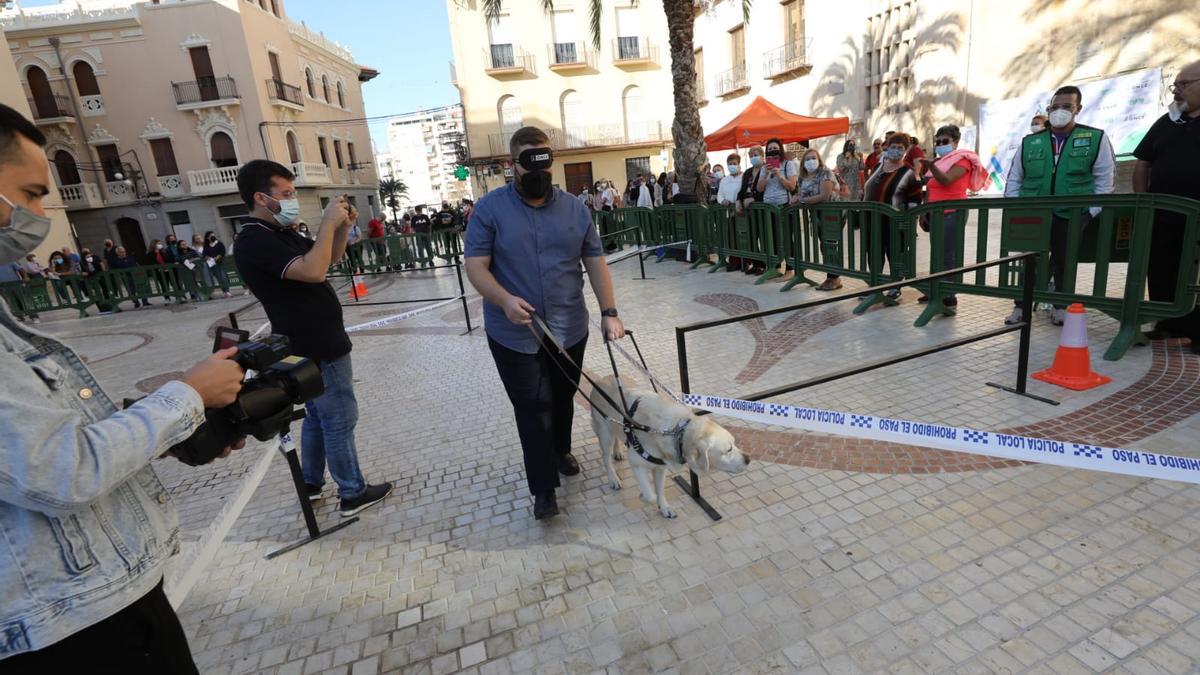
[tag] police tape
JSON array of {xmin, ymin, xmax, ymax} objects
[
  {"xmin": 343, "ymin": 295, "xmax": 467, "ymax": 333},
  {"xmin": 604, "ymin": 240, "xmax": 693, "ymax": 265},
  {"xmin": 681, "ymin": 393, "xmax": 1200, "ymax": 485}
]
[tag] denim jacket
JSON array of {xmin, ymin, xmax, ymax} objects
[{"xmin": 0, "ymin": 306, "xmax": 205, "ymax": 659}]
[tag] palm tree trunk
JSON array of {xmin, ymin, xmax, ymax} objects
[{"xmin": 662, "ymin": 0, "xmax": 708, "ymax": 203}]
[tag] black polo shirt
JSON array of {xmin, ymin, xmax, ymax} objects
[
  {"xmin": 1134, "ymin": 112, "xmax": 1200, "ymax": 201},
  {"xmin": 233, "ymin": 218, "xmax": 351, "ymax": 362}
]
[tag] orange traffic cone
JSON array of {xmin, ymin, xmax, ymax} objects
[
  {"xmin": 347, "ymin": 274, "xmax": 368, "ymax": 300},
  {"xmin": 1032, "ymin": 303, "xmax": 1111, "ymax": 391}
]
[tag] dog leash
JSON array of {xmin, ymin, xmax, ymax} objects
[{"xmin": 527, "ymin": 315, "xmax": 688, "ymax": 466}]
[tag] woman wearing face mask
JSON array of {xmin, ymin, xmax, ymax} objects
[
  {"xmin": 863, "ymin": 133, "xmax": 923, "ymax": 304},
  {"xmin": 795, "ymin": 148, "xmax": 841, "ymax": 290},
  {"xmin": 708, "ymin": 164, "xmax": 724, "ymax": 204},
  {"xmin": 915, "ymin": 124, "xmax": 989, "ymax": 313},
  {"xmin": 190, "ymin": 234, "xmax": 214, "ymax": 291},
  {"xmin": 202, "ymin": 230, "xmax": 232, "ymax": 298},
  {"xmin": 21, "ymin": 253, "xmax": 46, "ymax": 304},
  {"xmin": 754, "ymin": 138, "xmax": 800, "ymax": 278},
  {"xmin": 836, "ymin": 140, "xmax": 866, "ymax": 201},
  {"xmin": 48, "ymin": 250, "xmax": 77, "ymax": 304},
  {"xmin": 1028, "ymin": 113, "xmax": 1049, "ymax": 135},
  {"xmin": 144, "ymin": 238, "xmax": 180, "ymax": 304}
]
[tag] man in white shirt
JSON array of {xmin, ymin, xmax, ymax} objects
[
  {"xmin": 599, "ymin": 181, "xmax": 615, "ymax": 211},
  {"xmin": 636, "ymin": 177, "xmax": 654, "ymax": 208},
  {"xmin": 717, "ymin": 153, "xmax": 744, "ymax": 208}
]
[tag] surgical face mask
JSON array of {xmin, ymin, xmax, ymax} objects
[
  {"xmin": 267, "ymin": 194, "xmax": 301, "ymax": 226},
  {"xmin": 1048, "ymin": 108, "xmax": 1074, "ymax": 128},
  {"xmin": 934, "ymin": 143, "xmax": 953, "ymax": 157},
  {"xmin": 517, "ymin": 169, "xmax": 552, "ymax": 200},
  {"xmin": 750, "ymin": 156, "xmax": 763, "ymax": 167},
  {"xmin": 156, "ymin": 243, "xmax": 164, "ymax": 251},
  {"xmin": 714, "ymin": 169, "xmax": 724, "ymax": 178},
  {"xmin": 728, "ymin": 164, "xmax": 740, "ymax": 175},
  {"xmin": 1030, "ymin": 125, "xmax": 1044, "ymax": 134},
  {"xmin": 803, "ymin": 158, "xmax": 819, "ymax": 172},
  {"xmin": 1168, "ymin": 100, "xmax": 1187, "ymax": 123},
  {"xmin": 883, "ymin": 147, "xmax": 904, "ymax": 161},
  {"xmin": 0, "ymin": 194, "xmax": 52, "ymax": 265}
]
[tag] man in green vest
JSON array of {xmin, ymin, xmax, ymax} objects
[{"xmin": 1003, "ymin": 85, "xmax": 1115, "ymax": 326}]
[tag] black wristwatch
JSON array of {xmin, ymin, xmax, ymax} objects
[{"xmin": 601, "ymin": 308, "xmax": 619, "ymax": 318}]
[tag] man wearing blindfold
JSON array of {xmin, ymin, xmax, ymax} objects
[{"xmin": 464, "ymin": 126, "xmax": 626, "ymax": 520}]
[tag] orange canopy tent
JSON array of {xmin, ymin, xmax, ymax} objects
[{"xmin": 703, "ymin": 96, "xmax": 850, "ymax": 151}]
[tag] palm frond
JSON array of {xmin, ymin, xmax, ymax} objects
[
  {"xmin": 480, "ymin": 0, "xmax": 504, "ymax": 23},
  {"xmin": 589, "ymin": 0, "xmax": 603, "ymax": 50},
  {"xmin": 540, "ymin": 0, "xmax": 556, "ymax": 13},
  {"xmin": 742, "ymin": 0, "xmax": 753, "ymax": 24}
]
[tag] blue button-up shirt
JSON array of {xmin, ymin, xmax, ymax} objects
[{"xmin": 465, "ymin": 183, "xmax": 603, "ymax": 353}]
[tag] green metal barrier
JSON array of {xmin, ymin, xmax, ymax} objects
[
  {"xmin": 912, "ymin": 194, "xmax": 1200, "ymax": 360},
  {"xmin": 339, "ymin": 232, "xmax": 454, "ymax": 274},
  {"xmin": 648, "ymin": 206, "xmax": 705, "ymax": 263},
  {"xmin": 779, "ymin": 201, "xmax": 918, "ymax": 312},
  {"xmin": 708, "ymin": 203, "xmax": 783, "ymax": 284}
]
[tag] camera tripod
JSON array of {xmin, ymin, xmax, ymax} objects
[{"xmin": 266, "ymin": 415, "xmax": 359, "ymax": 559}]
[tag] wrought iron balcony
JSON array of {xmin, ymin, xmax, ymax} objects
[
  {"xmin": 549, "ymin": 41, "xmax": 592, "ymax": 70},
  {"xmin": 484, "ymin": 44, "xmax": 534, "ymax": 74},
  {"xmin": 27, "ymin": 94, "xmax": 73, "ymax": 121},
  {"xmin": 171, "ymin": 76, "xmax": 239, "ymax": 108},
  {"xmin": 763, "ymin": 39, "xmax": 814, "ymax": 79},
  {"xmin": 713, "ymin": 63, "xmax": 750, "ymax": 97},
  {"xmin": 613, "ymin": 36, "xmax": 654, "ymax": 65},
  {"xmin": 266, "ymin": 78, "xmax": 304, "ymax": 107}
]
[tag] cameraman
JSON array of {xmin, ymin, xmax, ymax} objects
[
  {"xmin": 233, "ymin": 160, "xmax": 392, "ymax": 516},
  {"xmin": 0, "ymin": 104, "xmax": 245, "ymax": 670}
]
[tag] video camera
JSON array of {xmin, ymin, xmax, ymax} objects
[{"xmin": 164, "ymin": 331, "xmax": 325, "ymax": 466}]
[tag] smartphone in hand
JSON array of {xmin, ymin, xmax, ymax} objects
[{"xmin": 766, "ymin": 156, "xmax": 782, "ymax": 170}]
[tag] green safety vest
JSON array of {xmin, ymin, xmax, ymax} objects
[{"xmin": 1018, "ymin": 124, "xmax": 1103, "ymax": 218}]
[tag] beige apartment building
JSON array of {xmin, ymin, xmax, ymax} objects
[
  {"xmin": 0, "ymin": 0, "xmax": 379, "ymax": 259},
  {"xmin": 0, "ymin": 24, "xmax": 74, "ymax": 261},
  {"xmin": 695, "ymin": 0, "xmax": 1194, "ymax": 186},
  {"xmin": 445, "ymin": 0, "xmax": 675, "ymax": 197}
]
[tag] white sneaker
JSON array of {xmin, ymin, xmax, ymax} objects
[
  {"xmin": 1051, "ymin": 308, "xmax": 1066, "ymax": 326},
  {"xmin": 1004, "ymin": 307, "xmax": 1024, "ymax": 325}
]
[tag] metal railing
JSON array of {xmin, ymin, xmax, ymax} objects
[
  {"xmin": 172, "ymin": 76, "xmax": 239, "ymax": 105},
  {"xmin": 485, "ymin": 44, "xmax": 533, "ymax": 71},
  {"xmin": 554, "ymin": 121, "xmax": 670, "ymax": 150},
  {"xmin": 713, "ymin": 63, "xmax": 749, "ymax": 96},
  {"xmin": 549, "ymin": 41, "xmax": 592, "ymax": 67},
  {"xmin": 265, "ymin": 78, "xmax": 304, "ymax": 106},
  {"xmin": 613, "ymin": 36, "xmax": 653, "ymax": 62},
  {"xmin": 27, "ymin": 94, "xmax": 72, "ymax": 119},
  {"xmin": 762, "ymin": 39, "xmax": 814, "ymax": 78}
]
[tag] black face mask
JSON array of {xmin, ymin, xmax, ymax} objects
[
  {"xmin": 517, "ymin": 169, "xmax": 552, "ymax": 200},
  {"xmin": 766, "ymin": 148, "xmax": 782, "ymax": 158}
]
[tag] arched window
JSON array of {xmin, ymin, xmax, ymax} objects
[
  {"xmin": 336, "ymin": 81, "xmax": 345, "ymax": 108},
  {"xmin": 72, "ymin": 61, "xmax": 101, "ymax": 96},
  {"xmin": 321, "ymin": 75, "xmax": 330, "ymax": 102},
  {"xmin": 305, "ymin": 68, "xmax": 315, "ymax": 98},
  {"xmin": 286, "ymin": 131, "xmax": 300, "ymax": 163},
  {"xmin": 498, "ymin": 95, "xmax": 522, "ymax": 136},
  {"xmin": 559, "ymin": 90, "xmax": 583, "ymax": 148},
  {"xmin": 209, "ymin": 131, "xmax": 237, "ymax": 168},
  {"xmin": 270, "ymin": 0, "xmax": 280, "ymax": 17},
  {"xmin": 54, "ymin": 150, "xmax": 81, "ymax": 186},
  {"xmin": 622, "ymin": 85, "xmax": 646, "ymax": 141},
  {"xmin": 26, "ymin": 66, "xmax": 58, "ymax": 119}
]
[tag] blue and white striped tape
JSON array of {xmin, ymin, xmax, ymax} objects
[
  {"xmin": 681, "ymin": 393, "xmax": 1200, "ymax": 485},
  {"xmin": 343, "ymin": 295, "xmax": 467, "ymax": 333}
]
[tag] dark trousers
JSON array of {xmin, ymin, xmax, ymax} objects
[
  {"xmin": 488, "ymin": 335, "xmax": 586, "ymax": 495},
  {"xmin": 3, "ymin": 579, "xmax": 197, "ymax": 674},
  {"xmin": 1014, "ymin": 214, "xmax": 1071, "ymax": 309},
  {"xmin": 1149, "ymin": 214, "xmax": 1200, "ymax": 340}
]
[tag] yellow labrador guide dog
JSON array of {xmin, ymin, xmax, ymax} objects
[{"xmin": 588, "ymin": 374, "xmax": 749, "ymax": 518}]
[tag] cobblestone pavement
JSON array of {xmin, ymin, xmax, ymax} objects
[{"xmin": 31, "ymin": 240, "xmax": 1200, "ymax": 674}]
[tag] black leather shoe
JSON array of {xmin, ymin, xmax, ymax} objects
[
  {"xmin": 534, "ymin": 491, "xmax": 559, "ymax": 520},
  {"xmin": 557, "ymin": 452, "xmax": 581, "ymax": 476}
]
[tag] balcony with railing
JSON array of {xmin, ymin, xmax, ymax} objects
[
  {"xmin": 266, "ymin": 78, "xmax": 304, "ymax": 109},
  {"xmin": 172, "ymin": 76, "xmax": 240, "ymax": 110},
  {"xmin": 156, "ymin": 174, "xmax": 186, "ymax": 198},
  {"xmin": 713, "ymin": 63, "xmax": 750, "ymax": 97},
  {"xmin": 763, "ymin": 39, "xmax": 814, "ymax": 79},
  {"xmin": 58, "ymin": 182, "xmax": 104, "ymax": 209},
  {"xmin": 484, "ymin": 44, "xmax": 534, "ymax": 75},
  {"xmin": 104, "ymin": 179, "xmax": 135, "ymax": 204},
  {"xmin": 187, "ymin": 165, "xmax": 241, "ymax": 196},
  {"xmin": 548, "ymin": 42, "xmax": 593, "ymax": 70},
  {"xmin": 613, "ymin": 36, "xmax": 655, "ymax": 65},
  {"xmin": 27, "ymin": 94, "xmax": 74, "ymax": 123},
  {"xmin": 292, "ymin": 162, "xmax": 331, "ymax": 186}
]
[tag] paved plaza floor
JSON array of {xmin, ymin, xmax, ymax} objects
[{"xmin": 30, "ymin": 240, "xmax": 1200, "ymax": 674}]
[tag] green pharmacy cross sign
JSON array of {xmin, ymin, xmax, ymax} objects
[{"xmin": 454, "ymin": 166, "xmax": 469, "ymax": 181}]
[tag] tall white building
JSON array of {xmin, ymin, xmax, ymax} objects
[{"xmin": 384, "ymin": 104, "xmax": 472, "ymax": 209}]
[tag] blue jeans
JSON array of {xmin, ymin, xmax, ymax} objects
[
  {"xmin": 300, "ymin": 354, "xmax": 366, "ymax": 499},
  {"xmin": 210, "ymin": 260, "xmax": 230, "ymax": 292}
]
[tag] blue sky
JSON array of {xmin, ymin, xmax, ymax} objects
[{"xmin": 18, "ymin": 0, "xmax": 460, "ymax": 149}]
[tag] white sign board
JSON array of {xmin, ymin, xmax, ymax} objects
[{"xmin": 978, "ymin": 68, "xmax": 1162, "ymax": 194}]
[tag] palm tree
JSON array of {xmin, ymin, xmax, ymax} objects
[
  {"xmin": 481, "ymin": 0, "xmax": 751, "ymax": 203},
  {"xmin": 378, "ymin": 177, "xmax": 408, "ymax": 224}
]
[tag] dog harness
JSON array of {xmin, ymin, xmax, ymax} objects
[{"xmin": 624, "ymin": 398, "xmax": 691, "ymax": 467}]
